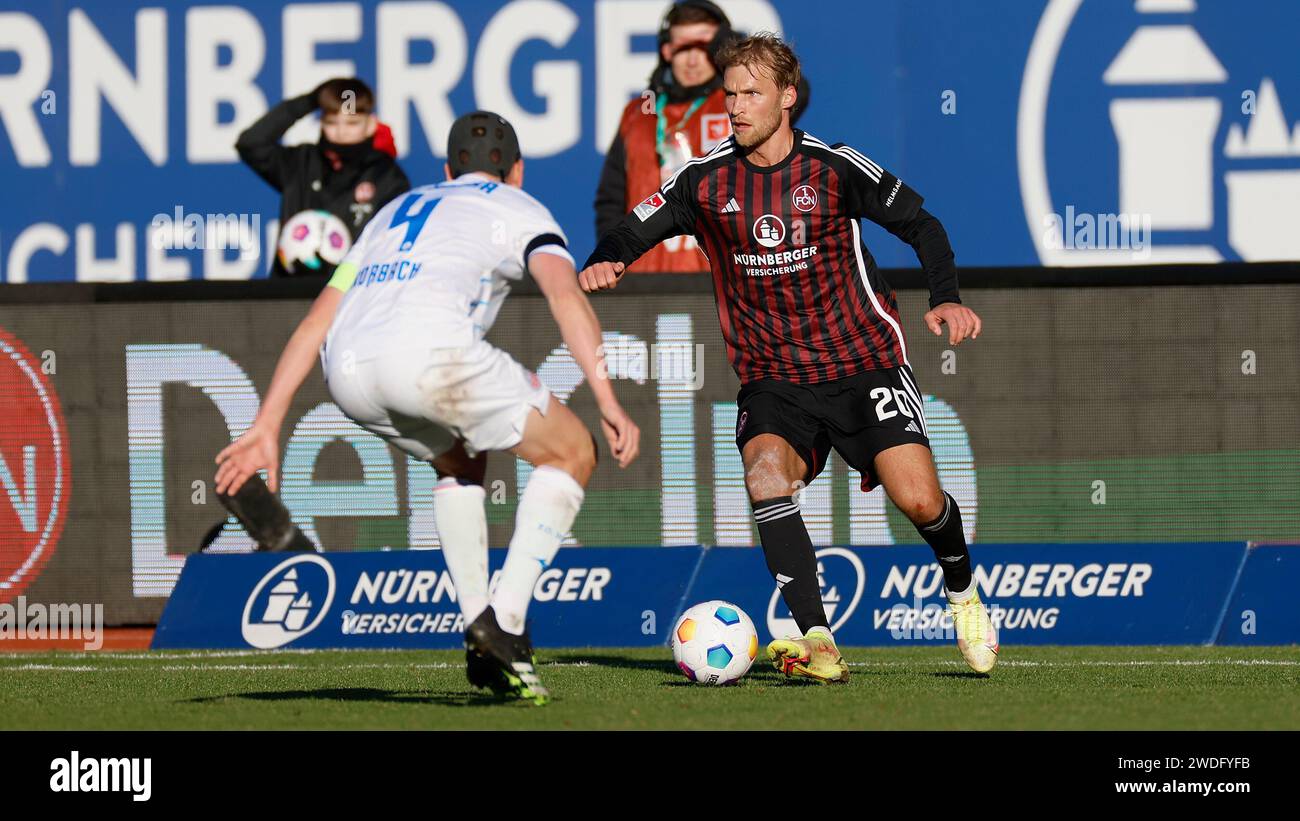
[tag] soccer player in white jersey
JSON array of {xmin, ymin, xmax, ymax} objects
[{"xmin": 215, "ymin": 112, "xmax": 641, "ymax": 705}]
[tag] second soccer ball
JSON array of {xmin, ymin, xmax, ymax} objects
[{"xmin": 277, "ymin": 209, "xmax": 352, "ymax": 274}]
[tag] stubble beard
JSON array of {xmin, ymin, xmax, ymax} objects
[{"xmin": 734, "ymin": 106, "xmax": 784, "ymax": 150}]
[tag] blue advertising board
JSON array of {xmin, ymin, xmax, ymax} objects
[
  {"xmin": 153, "ymin": 547, "xmax": 702, "ymax": 650},
  {"xmin": 5, "ymin": 0, "xmax": 1299, "ymax": 283},
  {"xmin": 155, "ymin": 541, "xmax": 1290, "ymax": 650},
  {"xmin": 690, "ymin": 543, "xmax": 1250, "ymax": 647},
  {"xmin": 1215, "ymin": 544, "xmax": 1300, "ymax": 646}
]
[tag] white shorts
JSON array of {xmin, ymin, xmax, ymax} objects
[{"xmin": 324, "ymin": 339, "xmax": 550, "ymax": 461}]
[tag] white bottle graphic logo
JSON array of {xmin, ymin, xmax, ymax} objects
[
  {"xmin": 1105, "ymin": 2, "xmax": 1226, "ymax": 241},
  {"xmin": 261, "ymin": 568, "xmax": 312, "ymax": 630}
]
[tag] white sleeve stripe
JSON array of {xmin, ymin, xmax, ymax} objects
[
  {"xmin": 527, "ymin": 244, "xmax": 575, "ymax": 265},
  {"xmin": 835, "ymin": 145, "xmax": 883, "ymax": 178},
  {"xmin": 663, "ymin": 147, "xmax": 734, "ymax": 192},
  {"xmin": 840, "ymin": 145, "xmax": 884, "ymax": 176},
  {"xmin": 664, "ymin": 147, "xmax": 733, "ymax": 191},
  {"xmin": 805, "ymin": 135, "xmax": 882, "ymax": 174},
  {"xmin": 704, "ymin": 136, "xmax": 735, "ymax": 157},
  {"xmin": 833, "ymin": 147, "xmax": 882, "ymax": 183},
  {"xmin": 803, "ymin": 135, "xmax": 884, "ymax": 182}
]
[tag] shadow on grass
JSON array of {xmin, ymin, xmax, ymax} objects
[
  {"xmin": 543, "ymin": 652, "xmax": 675, "ymax": 674},
  {"xmin": 185, "ymin": 687, "xmax": 510, "ymax": 707},
  {"xmin": 930, "ymin": 671, "xmax": 991, "ymax": 680}
]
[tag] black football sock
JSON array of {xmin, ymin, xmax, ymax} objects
[
  {"xmin": 753, "ymin": 496, "xmax": 827, "ymax": 635},
  {"xmin": 915, "ymin": 492, "xmax": 973, "ymax": 595}
]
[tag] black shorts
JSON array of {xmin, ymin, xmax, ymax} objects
[{"xmin": 734, "ymin": 365, "xmax": 930, "ymax": 492}]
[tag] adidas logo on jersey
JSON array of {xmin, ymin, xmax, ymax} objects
[
  {"xmin": 905, "ymin": 420, "xmax": 922, "ymax": 434},
  {"xmin": 720, "ymin": 197, "xmax": 740, "ymax": 214}
]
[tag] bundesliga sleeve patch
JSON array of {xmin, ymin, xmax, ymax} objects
[{"xmin": 633, "ymin": 192, "xmax": 666, "ymax": 222}]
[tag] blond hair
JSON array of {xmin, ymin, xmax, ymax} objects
[{"xmin": 715, "ymin": 32, "xmax": 801, "ymax": 93}]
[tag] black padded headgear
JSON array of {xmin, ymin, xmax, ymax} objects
[
  {"xmin": 650, "ymin": 1, "xmax": 735, "ymax": 97},
  {"xmin": 656, "ymin": 0, "xmax": 730, "ymax": 46},
  {"xmin": 446, "ymin": 111, "xmax": 521, "ymax": 180}
]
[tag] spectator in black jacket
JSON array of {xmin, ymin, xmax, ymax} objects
[{"xmin": 236, "ymin": 78, "xmax": 410, "ymax": 277}]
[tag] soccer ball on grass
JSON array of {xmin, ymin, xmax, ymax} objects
[{"xmin": 670, "ymin": 600, "xmax": 759, "ymax": 685}]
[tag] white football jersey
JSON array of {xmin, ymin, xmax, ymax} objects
[{"xmin": 323, "ymin": 172, "xmax": 571, "ymax": 361}]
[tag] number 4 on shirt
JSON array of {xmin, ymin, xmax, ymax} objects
[{"xmin": 389, "ymin": 193, "xmax": 441, "ymax": 251}]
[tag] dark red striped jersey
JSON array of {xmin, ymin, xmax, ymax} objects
[{"xmin": 584, "ymin": 128, "xmax": 960, "ymax": 385}]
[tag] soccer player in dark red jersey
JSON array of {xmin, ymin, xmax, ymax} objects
[{"xmin": 580, "ymin": 33, "xmax": 998, "ymax": 680}]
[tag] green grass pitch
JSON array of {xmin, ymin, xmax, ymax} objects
[{"xmin": 2, "ymin": 646, "xmax": 1297, "ymax": 730}]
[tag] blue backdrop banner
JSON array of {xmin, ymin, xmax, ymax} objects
[
  {"xmin": 153, "ymin": 541, "xmax": 1281, "ymax": 650},
  {"xmin": 5, "ymin": 0, "xmax": 1299, "ymax": 283}
]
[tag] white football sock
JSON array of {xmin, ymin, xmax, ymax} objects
[
  {"xmin": 433, "ymin": 477, "xmax": 489, "ymax": 624},
  {"xmin": 947, "ymin": 577, "xmax": 977, "ymax": 603},
  {"xmin": 492, "ymin": 465, "xmax": 585, "ymax": 636}
]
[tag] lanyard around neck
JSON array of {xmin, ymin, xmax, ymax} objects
[{"xmin": 656, "ymin": 93, "xmax": 708, "ymax": 153}]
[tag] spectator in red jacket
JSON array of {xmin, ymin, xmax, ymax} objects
[{"xmin": 594, "ymin": 1, "xmax": 809, "ymax": 274}]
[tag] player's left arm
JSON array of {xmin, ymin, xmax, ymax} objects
[
  {"xmin": 839, "ymin": 146, "xmax": 981, "ymax": 345},
  {"xmin": 888, "ymin": 208, "xmax": 981, "ymax": 346}
]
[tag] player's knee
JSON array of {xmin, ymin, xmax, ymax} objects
[
  {"xmin": 433, "ymin": 443, "xmax": 487, "ymax": 486},
  {"xmin": 744, "ymin": 448, "xmax": 797, "ymax": 500},
  {"xmin": 573, "ymin": 430, "xmax": 597, "ymax": 477},
  {"xmin": 899, "ymin": 491, "xmax": 945, "ymax": 525},
  {"xmin": 549, "ymin": 426, "xmax": 595, "ymax": 486}
]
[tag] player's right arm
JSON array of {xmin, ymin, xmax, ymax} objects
[
  {"xmin": 215, "ymin": 220, "xmax": 373, "ymax": 495},
  {"xmin": 529, "ymin": 251, "xmax": 641, "ymax": 468},
  {"xmin": 579, "ymin": 168, "xmax": 699, "ymax": 292},
  {"xmin": 214, "ymin": 282, "xmax": 345, "ymax": 495}
]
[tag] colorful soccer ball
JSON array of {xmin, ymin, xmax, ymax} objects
[
  {"xmin": 670, "ymin": 600, "xmax": 759, "ymax": 686},
  {"xmin": 277, "ymin": 209, "xmax": 352, "ymax": 274}
]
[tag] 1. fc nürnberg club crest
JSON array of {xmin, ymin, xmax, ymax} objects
[
  {"xmin": 0, "ymin": 328, "xmax": 70, "ymax": 604},
  {"xmin": 792, "ymin": 185, "xmax": 818, "ymax": 212}
]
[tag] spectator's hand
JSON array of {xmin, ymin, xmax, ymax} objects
[
  {"xmin": 579, "ymin": 261, "xmax": 626, "ymax": 293},
  {"xmin": 924, "ymin": 302, "xmax": 982, "ymax": 346}
]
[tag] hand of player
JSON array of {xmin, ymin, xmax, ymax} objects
[
  {"xmin": 215, "ymin": 423, "xmax": 281, "ymax": 496},
  {"xmin": 578, "ymin": 261, "xmax": 626, "ymax": 293},
  {"xmin": 598, "ymin": 399, "xmax": 640, "ymax": 468},
  {"xmin": 924, "ymin": 302, "xmax": 982, "ymax": 346}
]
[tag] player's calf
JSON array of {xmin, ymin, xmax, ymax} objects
[
  {"xmin": 490, "ymin": 402, "xmax": 589, "ymax": 638},
  {"xmin": 739, "ymin": 435, "xmax": 833, "ymax": 645}
]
